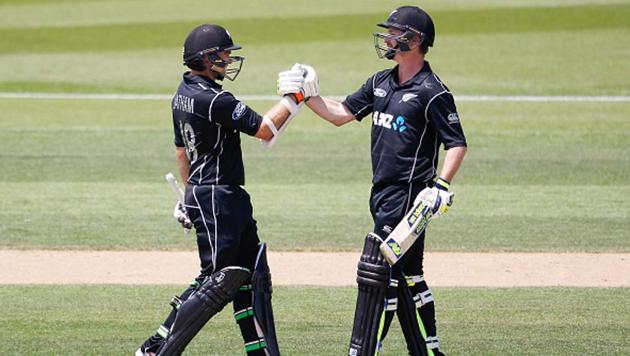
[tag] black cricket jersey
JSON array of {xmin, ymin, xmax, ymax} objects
[
  {"xmin": 172, "ymin": 73, "xmax": 262, "ymax": 186},
  {"xmin": 343, "ymin": 61, "xmax": 467, "ymax": 186}
]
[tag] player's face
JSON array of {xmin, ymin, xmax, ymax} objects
[
  {"xmin": 213, "ymin": 50, "xmax": 232, "ymax": 74},
  {"xmin": 215, "ymin": 50, "xmax": 245, "ymax": 81},
  {"xmin": 387, "ymin": 27, "xmax": 421, "ymax": 62},
  {"xmin": 385, "ymin": 28, "xmax": 404, "ymax": 49}
]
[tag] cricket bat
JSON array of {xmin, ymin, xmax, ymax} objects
[
  {"xmin": 165, "ymin": 172, "xmax": 192, "ymax": 232},
  {"xmin": 379, "ymin": 193, "xmax": 435, "ymax": 265},
  {"xmin": 165, "ymin": 172, "xmax": 185, "ymax": 203}
]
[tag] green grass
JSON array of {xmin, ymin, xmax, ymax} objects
[
  {"xmin": 0, "ymin": 1, "xmax": 629, "ymax": 355},
  {"xmin": 0, "ymin": 99, "xmax": 628, "ymax": 251},
  {"xmin": 3, "ymin": 5, "xmax": 628, "ymax": 54},
  {"xmin": 0, "ymin": 1, "xmax": 629, "ymax": 95},
  {"xmin": 0, "ymin": 4, "xmax": 628, "ymax": 251},
  {"xmin": 1, "ymin": 285, "xmax": 628, "ymax": 355}
]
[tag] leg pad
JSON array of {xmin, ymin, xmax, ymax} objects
[
  {"xmin": 157, "ymin": 266, "xmax": 250, "ymax": 356},
  {"xmin": 348, "ymin": 233, "xmax": 390, "ymax": 356}
]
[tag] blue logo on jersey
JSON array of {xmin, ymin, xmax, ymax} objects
[
  {"xmin": 232, "ymin": 102, "xmax": 246, "ymax": 120},
  {"xmin": 372, "ymin": 111, "xmax": 408, "ymax": 134},
  {"xmin": 392, "ymin": 116, "xmax": 407, "ymax": 132}
]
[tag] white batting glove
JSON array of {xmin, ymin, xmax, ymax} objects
[
  {"xmin": 173, "ymin": 201, "xmax": 192, "ymax": 232},
  {"xmin": 417, "ymin": 178, "xmax": 454, "ymax": 219},
  {"xmin": 277, "ymin": 69, "xmax": 305, "ymax": 97},
  {"xmin": 292, "ymin": 63, "xmax": 319, "ymax": 98}
]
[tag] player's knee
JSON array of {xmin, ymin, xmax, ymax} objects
[
  {"xmin": 357, "ymin": 233, "xmax": 390, "ymax": 287},
  {"xmin": 157, "ymin": 267, "xmax": 251, "ymax": 355},
  {"xmin": 406, "ymin": 275, "xmax": 434, "ymax": 308}
]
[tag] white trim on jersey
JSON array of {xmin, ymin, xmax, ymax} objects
[
  {"xmin": 424, "ymin": 90, "xmax": 449, "ymax": 124},
  {"xmin": 187, "ymin": 155, "xmax": 205, "ymax": 185},
  {"xmin": 200, "ymin": 155, "xmax": 207, "ymax": 183},
  {"xmin": 353, "ymin": 73, "xmax": 378, "ymax": 119},
  {"xmin": 208, "ymin": 89, "xmax": 226, "ymax": 123},
  {"xmin": 196, "ymin": 88, "xmax": 231, "ymax": 186},
  {"xmin": 405, "ymin": 182, "xmax": 414, "ymax": 212},
  {"xmin": 408, "ymin": 117, "xmax": 429, "ymax": 183},
  {"xmin": 215, "ymin": 127, "xmax": 225, "ymax": 185},
  {"xmin": 413, "ymin": 88, "xmax": 448, "ymax": 182},
  {"xmin": 432, "ymin": 132, "xmax": 439, "ymax": 179}
]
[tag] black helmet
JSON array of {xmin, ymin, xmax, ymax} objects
[
  {"xmin": 378, "ymin": 6, "xmax": 435, "ymax": 46},
  {"xmin": 374, "ymin": 6, "xmax": 435, "ymax": 59},
  {"xmin": 183, "ymin": 24, "xmax": 244, "ymax": 81}
]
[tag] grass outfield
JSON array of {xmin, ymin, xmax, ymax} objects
[
  {"xmin": 1, "ymin": 0, "xmax": 629, "ymax": 252},
  {"xmin": 0, "ymin": 99, "xmax": 628, "ymax": 251},
  {"xmin": 0, "ymin": 1, "xmax": 629, "ymax": 95},
  {"xmin": 1, "ymin": 1, "xmax": 629, "ymax": 355},
  {"xmin": 1, "ymin": 285, "xmax": 628, "ymax": 355}
]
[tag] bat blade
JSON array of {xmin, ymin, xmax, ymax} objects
[{"xmin": 379, "ymin": 198, "xmax": 433, "ymax": 265}]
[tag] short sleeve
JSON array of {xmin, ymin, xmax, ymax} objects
[
  {"xmin": 172, "ymin": 112, "xmax": 185, "ymax": 147},
  {"xmin": 209, "ymin": 92, "xmax": 263, "ymax": 136},
  {"xmin": 342, "ymin": 75, "xmax": 376, "ymax": 121},
  {"xmin": 426, "ymin": 92, "xmax": 467, "ymax": 149}
]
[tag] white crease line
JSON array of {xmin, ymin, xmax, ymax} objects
[{"xmin": 0, "ymin": 92, "xmax": 629, "ymax": 102}]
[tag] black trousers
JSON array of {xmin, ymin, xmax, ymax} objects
[
  {"xmin": 184, "ymin": 184, "xmax": 261, "ymax": 276},
  {"xmin": 369, "ymin": 181, "xmax": 443, "ymax": 355}
]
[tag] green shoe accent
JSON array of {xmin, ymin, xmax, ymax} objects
[
  {"xmin": 234, "ymin": 308, "xmax": 254, "ymax": 321},
  {"xmin": 244, "ymin": 340, "xmax": 267, "ymax": 352}
]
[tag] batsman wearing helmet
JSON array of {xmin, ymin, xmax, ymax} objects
[
  {"xmin": 278, "ymin": 6, "xmax": 467, "ymax": 356},
  {"xmin": 136, "ymin": 24, "xmax": 310, "ymax": 356}
]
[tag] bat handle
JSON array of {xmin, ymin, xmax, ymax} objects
[{"xmin": 165, "ymin": 172, "xmax": 185, "ymax": 203}]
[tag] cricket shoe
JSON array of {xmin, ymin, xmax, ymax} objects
[
  {"xmin": 135, "ymin": 347, "xmax": 156, "ymax": 356},
  {"xmin": 135, "ymin": 337, "xmax": 162, "ymax": 356}
]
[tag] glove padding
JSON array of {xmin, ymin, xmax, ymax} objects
[
  {"xmin": 276, "ymin": 63, "xmax": 319, "ymax": 101},
  {"xmin": 291, "ymin": 63, "xmax": 319, "ymax": 98},
  {"xmin": 277, "ymin": 69, "xmax": 304, "ymax": 97},
  {"xmin": 173, "ymin": 201, "xmax": 193, "ymax": 231},
  {"xmin": 417, "ymin": 181, "xmax": 454, "ymax": 219}
]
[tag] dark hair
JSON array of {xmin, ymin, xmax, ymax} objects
[{"xmin": 420, "ymin": 41, "xmax": 430, "ymax": 54}]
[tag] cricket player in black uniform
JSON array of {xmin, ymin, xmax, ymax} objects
[
  {"xmin": 279, "ymin": 6, "xmax": 467, "ymax": 356},
  {"xmin": 136, "ymin": 24, "xmax": 311, "ymax": 356}
]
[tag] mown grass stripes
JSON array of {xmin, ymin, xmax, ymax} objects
[{"xmin": 1, "ymin": 5, "xmax": 628, "ymax": 54}]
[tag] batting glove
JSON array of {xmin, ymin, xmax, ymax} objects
[
  {"xmin": 291, "ymin": 63, "xmax": 319, "ymax": 98},
  {"xmin": 277, "ymin": 69, "xmax": 305, "ymax": 103},
  {"xmin": 418, "ymin": 177, "xmax": 454, "ymax": 219},
  {"xmin": 173, "ymin": 201, "xmax": 192, "ymax": 232}
]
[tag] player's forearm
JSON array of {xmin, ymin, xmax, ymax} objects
[
  {"xmin": 438, "ymin": 146, "xmax": 467, "ymax": 182},
  {"xmin": 306, "ymin": 96, "xmax": 355, "ymax": 127},
  {"xmin": 255, "ymin": 98, "xmax": 295, "ymax": 141},
  {"xmin": 175, "ymin": 147, "xmax": 190, "ymax": 186}
]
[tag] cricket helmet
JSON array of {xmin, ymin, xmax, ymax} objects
[
  {"xmin": 374, "ymin": 6, "xmax": 435, "ymax": 59},
  {"xmin": 183, "ymin": 24, "xmax": 244, "ymax": 81}
]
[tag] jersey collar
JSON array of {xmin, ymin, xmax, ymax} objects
[
  {"xmin": 389, "ymin": 60, "xmax": 433, "ymax": 89},
  {"xmin": 183, "ymin": 71, "xmax": 223, "ymax": 90}
]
